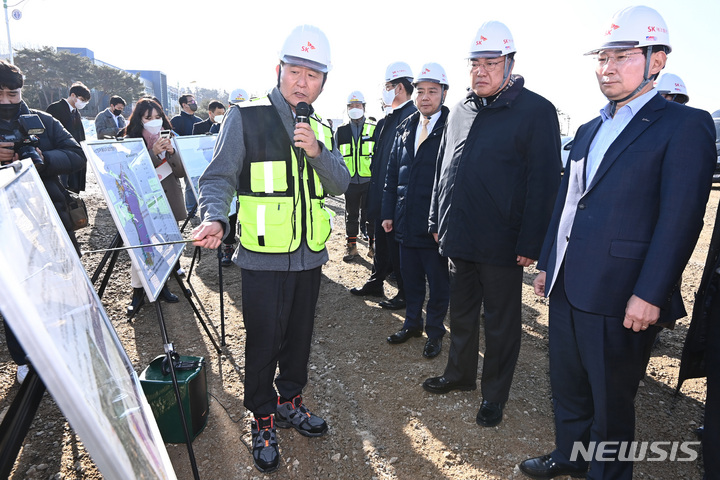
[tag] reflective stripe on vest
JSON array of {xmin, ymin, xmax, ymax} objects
[
  {"xmin": 236, "ymin": 97, "xmax": 335, "ymax": 254},
  {"xmin": 338, "ymin": 121, "xmax": 375, "ymax": 177}
]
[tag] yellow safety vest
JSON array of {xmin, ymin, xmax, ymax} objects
[
  {"xmin": 338, "ymin": 121, "xmax": 375, "ymax": 177},
  {"xmin": 236, "ymin": 97, "xmax": 335, "ymax": 253}
]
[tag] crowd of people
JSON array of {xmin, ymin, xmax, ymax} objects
[{"xmin": 1, "ymin": 4, "xmax": 718, "ymax": 479}]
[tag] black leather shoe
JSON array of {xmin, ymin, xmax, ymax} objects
[
  {"xmin": 350, "ymin": 282, "xmax": 384, "ymax": 297},
  {"xmin": 519, "ymin": 454, "xmax": 587, "ymax": 479},
  {"xmin": 387, "ymin": 328, "xmax": 423, "ymax": 344},
  {"xmin": 476, "ymin": 399, "xmax": 504, "ymax": 427},
  {"xmin": 423, "ymin": 337, "xmax": 442, "ymax": 358},
  {"xmin": 159, "ymin": 285, "xmax": 179, "ymax": 303},
  {"xmin": 126, "ymin": 287, "xmax": 145, "ymax": 318},
  {"xmin": 422, "ymin": 376, "xmax": 476, "ymax": 394},
  {"xmin": 378, "ymin": 296, "xmax": 406, "ymax": 310}
]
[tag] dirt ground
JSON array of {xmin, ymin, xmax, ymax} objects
[{"xmin": 0, "ymin": 175, "xmax": 714, "ymax": 480}]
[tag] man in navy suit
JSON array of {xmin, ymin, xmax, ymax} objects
[{"xmin": 520, "ymin": 6, "xmax": 716, "ymax": 480}]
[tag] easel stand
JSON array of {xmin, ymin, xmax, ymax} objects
[
  {"xmin": 90, "ymin": 232, "xmax": 222, "ymax": 354},
  {"xmin": 155, "ymin": 301, "xmax": 201, "ymax": 480},
  {"xmin": 0, "ymin": 367, "xmax": 46, "ymax": 479},
  {"xmin": 186, "ymin": 244, "xmax": 226, "ymax": 347}
]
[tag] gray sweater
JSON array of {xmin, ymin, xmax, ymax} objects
[{"xmin": 198, "ymin": 87, "xmax": 350, "ymax": 271}]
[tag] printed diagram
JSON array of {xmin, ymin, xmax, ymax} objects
[{"xmin": 83, "ymin": 139, "xmax": 184, "ymax": 301}]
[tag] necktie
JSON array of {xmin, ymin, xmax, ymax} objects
[
  {"xmin": 418, "ymin": 117, "xmax": 429, "ymax": 147},
  {"xmin": 72, "ymin": 109, "xmax": 81, "ymax": 129}
]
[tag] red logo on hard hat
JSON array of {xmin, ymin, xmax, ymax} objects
[
  {"xmin": 604, "ymin": 23, "xmax": 620, "ymax": 36},
  {"xmin": 422, "ymin": 68, "xmax": 430, "ymax": 75},
  {"xmin": 475, "ymin": 35, "xmax": 488, "ymax": 46},
  {"xmin": 301, "ymin": 41, "xmax": 316, "ymax": 53},
  {"xmin": 647, "ymin": 26, "xmax": 667, "ymax": 33}
]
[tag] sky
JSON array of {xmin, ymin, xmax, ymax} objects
[{"xmin": 4, "ymin": 0, "xmax": 719, "ymax": 134}]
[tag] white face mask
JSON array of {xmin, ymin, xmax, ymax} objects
[
  {"xmin": 348, "ymin": 108, "xmax": 364, "ymax": 120},
  {"xmin": 75, "ymin": 99, "xmax": 88, "ymax": 110},
  {"xmin": 382, "ymin": 85, "xmax": 397, "ymax": 106},
  {"xmin": 143, "ymin": 118, "xmax": 163, "ymax": 134},
  {"xmin": 213, "ymin": 114, "xmax": 225, "ymax": 124}
]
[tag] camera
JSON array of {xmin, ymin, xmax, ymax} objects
[{"xmin": 0, "ymin": 114, "xmax": 46, "ymax": 168}]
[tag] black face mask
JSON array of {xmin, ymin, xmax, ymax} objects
[
  {"xmin": 0, "ymin": 103, "xmax": 20, "ymax": 121},
  {"xmin": 188, "ymin": 103, "xmax": 198, "ymax": 112},
  {"xmin": 113, "ymin": 108, "xmax": 123, "ymax": 116}
]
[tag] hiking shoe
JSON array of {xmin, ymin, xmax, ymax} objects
[
  {"xmin": 275, "ymin": 395, "xmax": 328, "ymax": 437},
  {"xmin": 343, "ymin": 243, "xmax": 358, "ymax": 262},
  {"xmin": 367, "ymin": 245, "xmax": 374, "ymax": 258},
  {"xmin": 221, "ymin": 244, "xmax": 235, "ymax": 266},
  {"xmin": 251, "ymin": 415, "xmax": 279, "ymax": 473}
]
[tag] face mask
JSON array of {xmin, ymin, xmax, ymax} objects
[
  {"xmin": 0, "ymin": 103, "xmax": 20, "ymax": 121},
  {"xmin": 113, "ymin": 108, "xmax": 123, "ymax": 116},
  {"xmin": 188, "ymin": 103, "xmax": 198, "ymax": 112},
  {"xmin": 382, "ymin": 85, "xmax": 396, "ymax": 106},
  {"xmin": 213, "ymin": 114, "xmax": 224, "ymax": 124},
  {"xmin": 143, "ymin": 118, "xmax": 163, "ymax": 134},
  {"xmin": 348, "ymin": 108, "xmax": 364, "ymax": 120},
  {"xmin": 75, "ymin": 99, "xmax": 88, "ymax": 110}
]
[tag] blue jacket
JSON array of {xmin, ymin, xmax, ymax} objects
[
  {"xmin": 170, "ymin": 111, "xmax": 202, "ymax": 136},
  {"xmin": 366, "ymin": 101, "xmax": 417, "ymax": 220},
  {"xmin": 382, "ymin": 107, "xmax": 448, "ymax": 248},
  {"xmin": 538, "ymin": 94, "xmax": 716, "ymax": 324}
]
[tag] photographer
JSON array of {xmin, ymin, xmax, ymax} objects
[
  {"xmin": 0, "ymin": 60, "xmax": 86, "ymax": 384},
  {"xmin": 0, "ymin": 61, "xmax": 85, "ymax": 254}
]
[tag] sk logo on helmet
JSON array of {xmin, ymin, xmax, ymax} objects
[
  {"xmin": 475, "ymin": 35, "xmax": 488, "ymax": 46},
  {"xmin": 422, "ymin": 68, "xmax": 430, "ymax": 75},
  {"xmin": 604, "ymin": 23, "xmax": 620, "ymax": 36},
  {"xmin": 301, "ymin": 41, "xmax": 316, "ymax": 53}
]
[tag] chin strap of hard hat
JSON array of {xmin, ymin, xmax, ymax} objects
[{"xmin": 609, "ymin": 46, "xmax": 657, "ymax": 116}]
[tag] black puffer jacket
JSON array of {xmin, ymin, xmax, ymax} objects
[
  {"xmin": 0, "ymin": 101, "xmax": 86, "ymax": 254},
  {"xmin": 366, "ymin": 101, "xmax": 417, "ymax": 221},
  {"xmin": 429, "ymin": 76, "xmax": 561, "ymax": 266},
  {"xmin": 382, "ymin": 107, "xmax": 448, "ymax": 248}
]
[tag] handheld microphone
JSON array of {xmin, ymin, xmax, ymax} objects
[
  {"xmin": 295, "ymin": 102, "xmax": 310, "ymax": 124},
  {"xmin": 294, "ymin": 102, "xmax": 310, "ymax": 169}
]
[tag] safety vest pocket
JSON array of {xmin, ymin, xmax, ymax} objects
[
  {"xmin": 238, "ymin": 196, "xmax": 297, "ymax": 252},
  {"xmin": 307, "ymin": 200, "xmax": 333, "ymax": 252},
  {"xmin": 249, "ymin": 161, "xmax": 289, "ymax": 193}
]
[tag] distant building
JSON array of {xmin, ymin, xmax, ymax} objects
[{"xmin": 58, "ymin": 47, "xmax": 173, "ymax": 113}]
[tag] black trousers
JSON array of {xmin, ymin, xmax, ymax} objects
[
  {"xmin": 241, "ymin": 267, "xmax": 321, "ymax": 416},
  {"xmin": 548, "ymin": 265, "xmax": 659, "ymax": 480},
  {"xmin": 443, "ymin": 258, "xmax": 522, "ymax": 403},
  {"xmin": 344, "ymin": 182, "xmax": 369, "ymax": 242},
  {"xmin": 366, "ymin": 218, "xmax": 404, "ymax": 296}
]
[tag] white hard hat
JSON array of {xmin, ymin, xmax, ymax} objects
[
  {"xmin": 468, "ymin": 21, "xmax": 516, "ymax": 59},
  {"xmin": 347, "ymin": 91, "xmax": 365, "ymax": 104},
  {"xmin": 414, "ymin": 62, "xmax": 449, "ymax": 88},
  {"xmin": 384, "ymin": 61, "xmax": 413, "ymax": 83},
  {"xmin": 655, "ymin": 73, "xmax": 689, "ymax": 103},
  {"xmin": 586, "ymin": 5, "xmax": 671, "ymax": 55},
  {"xmin": 279, "ymin": 25, "xmax": 332, "ymax": 73},
  {"xmin": 228, "ymin": 88, "xmax": 249, "ymax": 104}
]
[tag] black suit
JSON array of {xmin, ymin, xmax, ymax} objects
[{"xmin": 46, "ymin": 99, "xmax": 87, "ymax": 192}]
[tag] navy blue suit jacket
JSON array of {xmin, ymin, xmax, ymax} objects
[{"xmin": 538, "ymin": 94, "xmax": 716, "ymax": 325}]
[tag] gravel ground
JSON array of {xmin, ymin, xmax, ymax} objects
[{"xmin": 0, "ymin": 175, "xmax": 713, "ymax": 479}]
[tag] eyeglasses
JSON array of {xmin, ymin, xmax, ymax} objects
[
  {"xmin": 594, "ymin": 52, "xmax": 644, "ymax": 68},
  {"xmin": 468, "ymin": 59, "xmax": 505, "ymax": 73},
  {"xmin": 384, "ymin": 83, "xmax": 397, "ymax": 91}
]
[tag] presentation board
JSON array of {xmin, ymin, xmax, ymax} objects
[
  {"xmin": 172, "ymin": 134, "xmax": 218, "ymax": 216},
  {"xmin": 0, "ymin": 160, "xmax": 177, "ymax": 480},
  {"xmin": 82, "ymin": 138, "xmax": 184, "ymax": 302}
]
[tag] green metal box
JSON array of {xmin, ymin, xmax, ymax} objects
[{"xmin": 140, "ymin": 355, "xmax": 208, "ymax": 444}]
